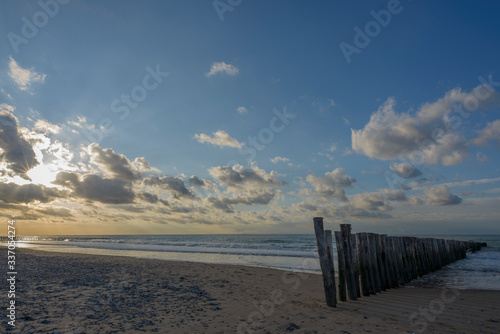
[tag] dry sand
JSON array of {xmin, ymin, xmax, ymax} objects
[{"xmin": 2, "ymin": 247, "xmax": 499, "ymax": 333}]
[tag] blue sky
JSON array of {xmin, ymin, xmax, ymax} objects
[{"xmin": 0, "ymin": 0, "xmax": 499, "ymax": 235}]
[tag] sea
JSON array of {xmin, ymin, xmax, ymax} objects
[{"xmin": 3, "ymin": 234, "xmax": 499, "ymax": 290}]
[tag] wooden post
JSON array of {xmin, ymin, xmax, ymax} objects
[
  {"xmin": 394, "ymin": 237, "xmax": 406, "ymax": 284},
  {"xmin": 380, "ymin": 235, "xmax": 393, "ymax": 289},
  {"xmin": 386, "ymin": 236, "xmax": 399, "ymax": 288},
  {"xmin": 313, "ymin": 217, "xmax": 336, "ymax": 307},
  {"xmin": 335, "ymin": 231, "xmax": 347, "ymax": 301},
  {"xmin": 350, "ymin": 234, "xmax": 361, "ymax": 298},
  {"xmin": 340, "ymin": 224, "xmax": 357, "ymax": 301},
  {"xmin": 375, "ymin": 234, "xmax": 387, "ymax": 291},
  {"xmin": 356, "ymin": 233, "xmax": 371, "ymax": 296},
  {"xmin": 368, "ymin": 233, "xmax": 382, "ymax": 293}
]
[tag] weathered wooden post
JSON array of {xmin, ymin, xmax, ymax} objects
[
  {"xmin": 334, "ymin": 231, "xmax": 347, "ymax": 301},
  {"xmin": 313, "ymin": 217, "xmax": 336, "ymax": 307},
  {"xmin": 350, "ymin": 234, "xmax": 361, "ymax": 298},
  {"xmin": 380, "ymin": 235, "xmax": 393, "ymax": 289},
  {"xmin": 368, "ymin": 233, "xmax": 382, "ymax": 292},
  {"xmin": 386, "ymin": 236, "xmax": 399, "ymax": 288},
  {"xmin": 356, "ymin": 233, "xmax": 371, "ymax": 296},
  {"xmin": 340, "ymin": 224, "xmax": 357, "ymax": 300}
]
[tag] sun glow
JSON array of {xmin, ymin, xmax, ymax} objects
[{"xmin": 26, "ymin": 163, "xmax": 61, "ymax": 187}]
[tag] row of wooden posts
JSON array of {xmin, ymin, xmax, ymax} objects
[{"xmin": 313, "ymin": 217, "xmax": 487, "ymax": 307}]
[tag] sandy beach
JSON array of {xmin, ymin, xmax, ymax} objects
[{"xmin": 3, "ymin": 247, "xmax": 499, "ymax": 334}]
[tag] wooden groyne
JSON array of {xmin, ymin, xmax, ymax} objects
[{"xmin": 313, "ymin": 217, "xmax": 487, "ymax": 306}]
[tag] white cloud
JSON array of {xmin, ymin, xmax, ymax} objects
[
  {"xmin": 329, "ymin": 99, "xmax": 336, "ymax": 106},
  {"xmin": 441, "ymin": 151, "xmax": 466, "ymax": 166},
  {"xmin": 352, "ymin": 86, "xmax": 498, "ymax": 166},
  {"xmin": 472, "ymin": 119, "xmax": 500, "ymax": 146},
  {"xmin": 34, "ymin": 119, "xmax": 61, "ymax": 134},
  {"xmin": 205, "ymin": 62, "xmax": 239, "ymax": 77},
  {"xmin": 424, "ymin": 185, "xmax": 462, "ymax": 206},
  {"xmin": 8, "ymin": 57, "xmax": 46, "ymax": 93},
  {"xmin": 342, "ymin": 117, "xmax": 350, "ymax": 125},
  {"xmin": 271, "ymin": 156, "xmax": 290, "ymax": 163},
  {"xmin": 306, "ymin": 168, "xmax": 356, "ymax": 202},
  {"xmin": 237, "ymin": 106, "xmax": 248, "ymax": 114},
  {"xmin": 193, "ymin": 130, "xmax": 242, "ymax": 148}
]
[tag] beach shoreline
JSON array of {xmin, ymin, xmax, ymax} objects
[{"xmin": 2, "ymin": 247, "xmax": 499, "ymax": 333}]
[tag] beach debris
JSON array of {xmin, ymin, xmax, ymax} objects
[{"xmin": 285, "ymin": 322, "xmax": 300, "ymax": 331}]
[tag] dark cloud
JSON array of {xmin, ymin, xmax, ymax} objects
[
  {"xmin": 390, "ymin": 162, "xmax": 422, "ymax": 178},
  {"xmin": 143, "ymin": 176, "xmax": 196, "ymax": 200},
  {"xmin": 207, "ymin": 191, "xmax": 275, "ymax": 213},
  {"xmin": 293, "ymin": 202, "xmax": 318, "ymax": 212},
  {"xmin": 0, "ymin": 182, "xmax": 64, "ymax": 204},
  {"xmin": 209, "ymin": 165, "xmax": 286, "ymax": 189},
  {"xmin": 381, "ymin": 189, "xmax": 408, "ymax": 202},
  {"xmin": 424, "ymin": 185, "xmax": 462, "ymax": 206},
  {"xmin": 90, "ymin": 144, "xmax": 142, "ymax": 182},
  {"xmin": 0, "ymin": 105, "xmax": 38, "ymax": 178},
  {"xmin": 138, "ymin": 191, "xmax": 159, "ymax": 203},
  {"xmin": 54, "ymin": 172, "xmax": 135, "ymax": 204},
  {"xmin": 189, "ymin": 175, "xmax": 205, "ymax": 187}
]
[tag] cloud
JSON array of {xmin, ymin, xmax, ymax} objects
[
  {"xmin": 194, "ymin": 130, "xmax": 242, "ymax": 148},
  {"xmin": 143, "ymin": 175, "xmax": 196, "ymax": 200},
  {"xmin": 442, "ymin": 151, "xmax": 466, "ymax": 166},
  {"xmin": 472, "ymin": 119, "xmax": 500, "ymax": 146},
  {"xmin": 138, "ymin": 191, "xmax": 159, "ymax": 203},
  {"xmin": 476, "ymin": 152, "xmax": 489, "ymax": 163},
  {"xmin": 342, "ymin": 117, "xmax": 350, "ymax": 125},
  {"xmin": 390, "ymin": 162, "xmax": 422, "ymax": 178},
  {"xmin": 352, "ymin": 86, "xmax": 498, "ymax": 166},
  {"xmin": 205, "ymin": 62, "xmax": 239, "ymax": 77},
  {"xmin": 209, "ymin": 164, "xmax": 286, "ymax": 190},
  {"xmin": 380, "ymin": 188, "xmax": 408, "ymax": 201},
  {"xmin": 8, "ymin": 57, "xmax": 46, "ymax": 92},
  {"xmin": 0, "ymin": 104, "xmax": 39, "ymax": 178},
  {"xmin": 54, "ymin": 172, "xmax": 135, "ymax": 204},
  {"xmin": 189, "ymin": 175, "xmax": 205, "ymax": 187},
  {"xmin": 0, "ymin": 182, "xmax": 64, "ymax": 204},
  {"xmin": 89, "ymin": 143, "xmax": 143, "ymax": 182},
  {"xmin": 237, "ymin": 106, "xmax": 248, "ymax": 114},
  {"xmin": 33, "ymin": 119, "xmax": 61, "ymax": 134},
  {"xmin": 207, "ymin": 191, "xmax": 275, "ymax": 213},
  {"xmin": 271, "ymin": 156, "xmax": 290, "ymax": 163},
  {"xmin": 306, "ymin": 168, "xmax": 356, "ymax": 202},
  {"xmin": 35, "ymin": 207, "xmax": 73, "ymax": 217},
  {"xmin": 424, "ymin": 185, "xmax": 462, "ymax": 206},
  {"xmin": 350, "ymin": 192, "xmax": 387, "ymax": 210}
]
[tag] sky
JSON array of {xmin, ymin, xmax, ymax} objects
[{"xmin": 0, "ymin": 0, "xmax": 499, "ymax": 235}]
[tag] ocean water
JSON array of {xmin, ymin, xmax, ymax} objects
[{"xmin": 3, "ymin": 234, "xmax": 499, "ymax": 290}]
